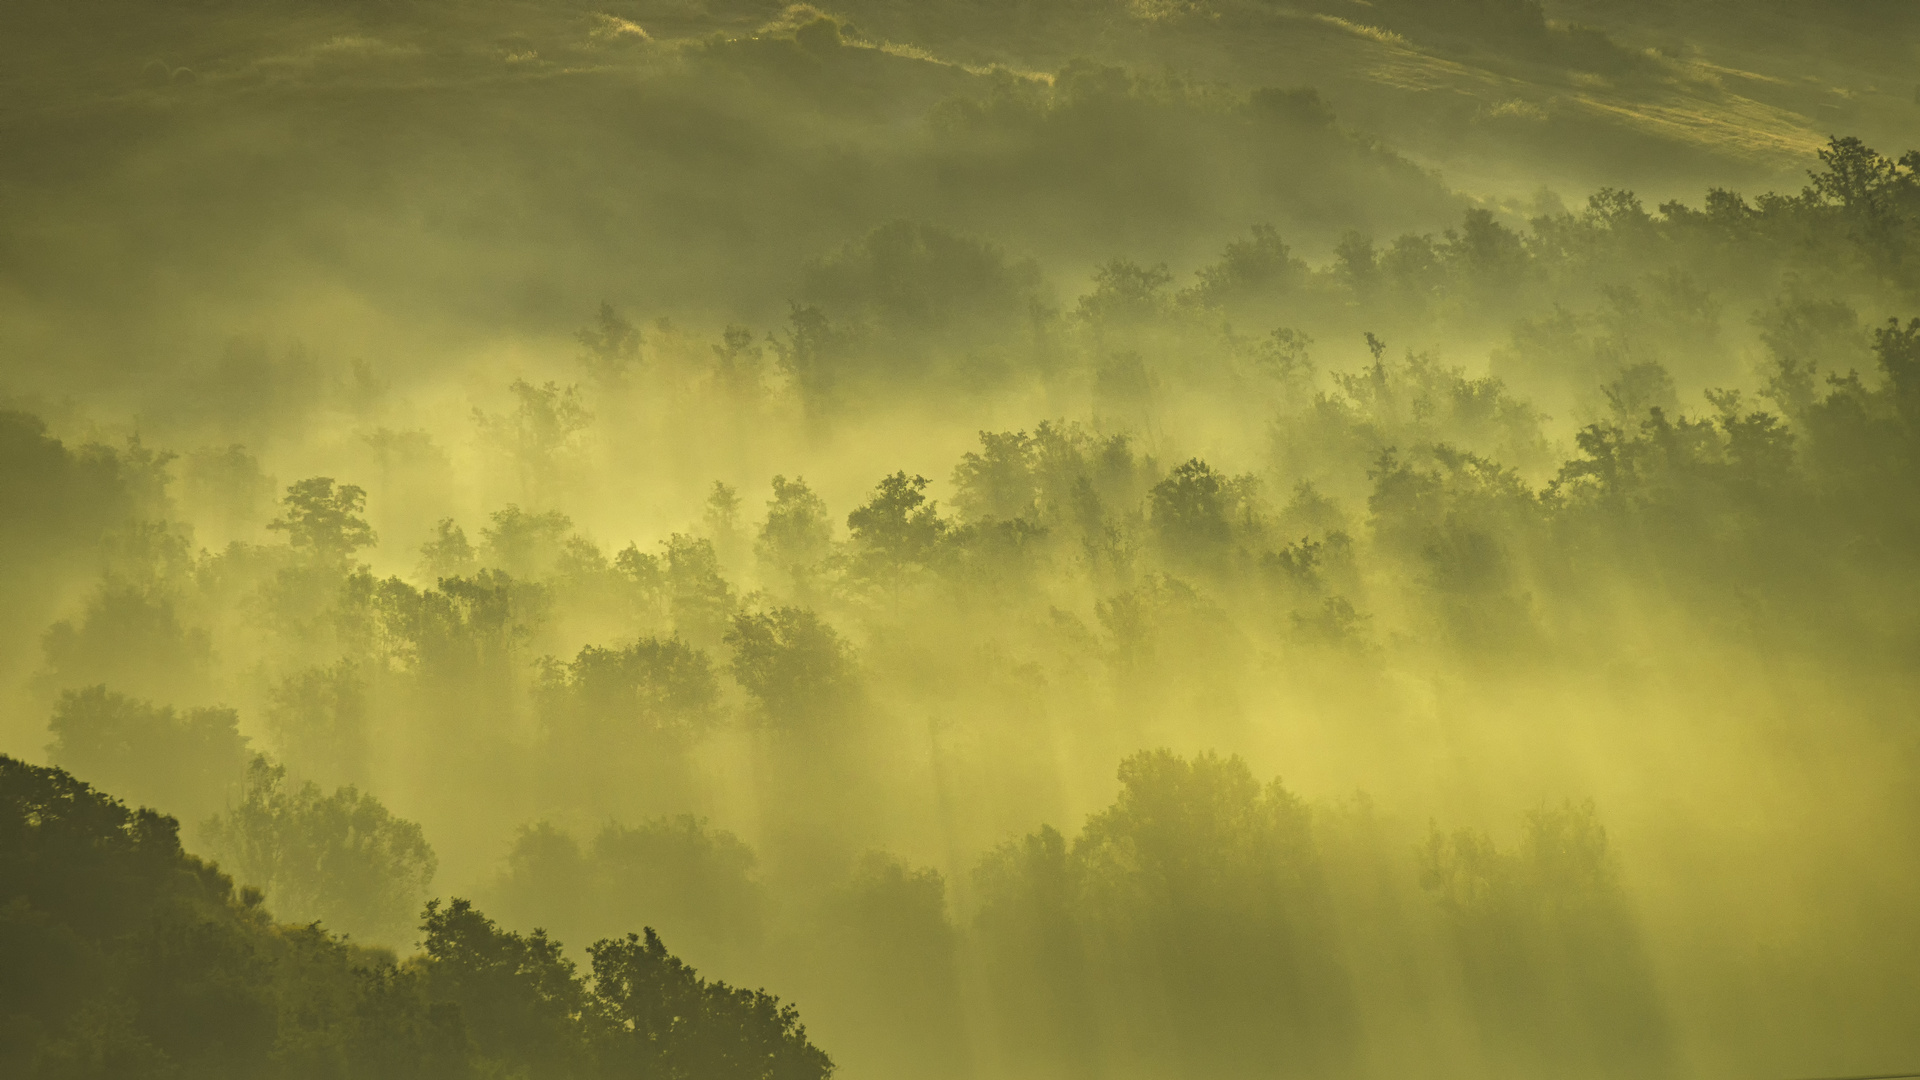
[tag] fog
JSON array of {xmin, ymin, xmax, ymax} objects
[{"xmin": 3, "ymin": 1, "xmax": 1919, "ymax": 1078}]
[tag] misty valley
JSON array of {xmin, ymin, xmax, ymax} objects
[{"xmin": 3, "ymin": 1, "xmax": 1919, "ymax": 1078}]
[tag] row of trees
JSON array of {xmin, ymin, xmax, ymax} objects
[
  {"xmin": 468, "ymin": 750, "xmax": 1668, "ymax": 1080},
  {"xmin": 675, "ymin": 137, "xmax": 1917, "ymax": 415},
  {"xmin": 25, "ymin": 282, "xmax": 1919, "ymax": 763},
  {"xmin": 24, "ymin": 294, "xmax": 1919, "ymax": 908},
  {"xmin": 6, "ymin": 733, "xmax": 1665, "ymax": 1080}
]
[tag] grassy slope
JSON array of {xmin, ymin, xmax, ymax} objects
[
  {"xmin": 0, "ymin": 0, "xmax": 1910, "ymax": 389},
  {"xmin": 3, "ymin": 0, "xmax": 1903, "ymax": 198},
  {"xmin": 821, "ymin": 0, "xmax": 1913, "ymax": 200}
]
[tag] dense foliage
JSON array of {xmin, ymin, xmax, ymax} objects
[
  {"xmin": 0, "ymin": 755, "xmax": 832, "ymax": 1080},
  {"xmin": 5, "ymin": 135, "xmax": 1920, "ymax": 1073}
]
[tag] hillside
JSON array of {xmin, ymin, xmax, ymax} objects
[
  {"xmin": 3, "ymin": 4, "xmax": 1919, "ymax": 1079},
  {"xmin": 3, "ymin": 0, "xmax": 1912, "ymax": 384}
]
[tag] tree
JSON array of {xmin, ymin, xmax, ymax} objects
[
  {"xmin": 418, "ymin": 898, "xmax": 592, "ymax": 1077},
  {"xmin": 1333, "ymin": 231, "xmax": 1379, "ymax": 298},
  {"xmin": 1, "ymin": 754, "xmax": 278, "ymax": 1080},
  {"xmin": 1753, "ymin": 297, "xmax": 1866, "ymax": 418},
  {"xmin": 370, "ymin": 569, "xmax": 549, "ymax": 684},
  {"xmin": 756, "ymin": 476, "xmax": 833, "ymax": 598},
  {"xmin": 0, "ymin": 756, "xmax": 469, "ymax": 1078},
  {"xmin": 38, "ymin": 586, "xmax": 214, "ymax": 704},
  {"xmin": 951, "ymin": 430, "xmax": 1038, "ymax": 523},
  {"xmin": 2, "ymin": 755, "xmax": 833, "ymax": 1079},
  {"xmin": 1254, "ymin": 328, "xmax": 1314, "ymax": 394},
  {"xmin": 804, "ymin": 853, "xmax": 966, "ymax": 1080},
  {"xmin": 1184, "ymin": 225, "xmax": 1307, "ymax": 308},
  {"xmin": 180, "ymin": 442, "xmax": 274, "ymax": 541},
  {"xmin": 577, "ymin": 302, "xmax": 641, "ymax": 389},
  {"xmin": 801, "ymin": 220, "xmax": 1043, "ymax": 341},
  {"xmin": 537, "ymin": 636, "xmax": 722, "ymax": 745},
  {"xmin": 665, "ymin": 533, "xmax": 737, "ymax": 644},
  {"xmin": 1806, "ymin": 136, "xmax": 1917, "ymax": 264},
  {"xmin": 264, "ymin": 660, "xmax": 370, "ymax": 788},
  {"xmin": 1873, "ymin": 315, "xmax": 1920, "ymax": 411},
  {"xmin": 846, "ymin": 472, "xmax": 948, "ymax": 609},
  {"xmin": 269, "ymin": 477, "xmax": 376, "ymax": 565},
  {"xmin": 1421, "ymin": 802, "xmax": 1673, "ymax": 1078},
  {"xmin": 1446, "ymin": 207, "xmax": 1527, "ymax": 285},
  {"xmin": 712, "ymin": 326, "xmax": 765, "ymax": 399},
  {"xmin": 1601, "ymin": 361, "xmax": 1678, "ymax": 422},
  {"xmin": 1074, "ymin": 259, "xmax": 1172, "ymax": 326},
  {"xmin": 202, "ymin": 757, "xmax": 438, "ymax": 946},
  {"xmin": 420, "ymin": 896, "xmax": 835, "ymax": 1080},
  {"xmin": 725, "ymin": 608, "xmax": 859, "ymax": 731},
  {"xmin": 971, "ymin": 826, "xmax": 1095, "ymax": 1078},
  {"xmin": 419, "ymin": 517, "xmax": 479, "ymax": 580},
  {"xmin": 589, "ymin": 928, "xmax": 833, "ymax": 1080},
  {"xmin": 1584, "ymin": 187, "xmax": 1651, "ymax": 231},
  {"xmin": 705, "ymin": 480, "xmax": 746, "ymax": 568},
  {"xmin": 770, "ymin": 305, "xmax": 842, "ymax": 406},
  {"xmin": 46, "ymin": 685, "xmax": 249, "ymax": 825},
  {"xmin": 480, "ymin": 505, "xmax": 573, "ymax": 579},
  {"xmin": 494, "ymin": 816, "xmax": 764, "ymax": 968},
  {"xmin": 1149, "ymin": 459, "xmax": 1231, "ymax": 566},
  {"xmin": 972, "ymin": 751, "xmax": 1354, "ymax": 1080},
  {"xmin": 0, "ymin": 412, "xmax": 135, "ymax": 672},
  {"xmin": 473, "ymin": 380, "xmax": 592, "ymax": 498}
]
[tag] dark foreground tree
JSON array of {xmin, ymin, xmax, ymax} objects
[
  {"xmin": 590, "ymin": 927, "xmax": 833, "ymax": 1080},
  {"xmin": 0, "ymin": 755, "xmax": 834, "ymax": 1080}
]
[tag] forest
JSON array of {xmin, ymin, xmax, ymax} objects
[{"xmin": 3, "ymin": 0, "xmax": 1919, "ymax": 1078}]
